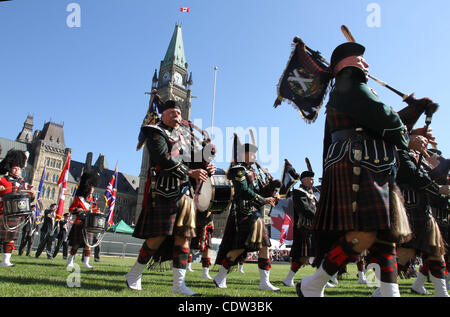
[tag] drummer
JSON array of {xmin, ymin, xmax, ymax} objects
[
  {"xmin": 0, "ymin": 149, "xmax": 35, "ymax": 267},
  {"xmin": 66, "ymin": 170, "xmax": 100, "ymax": 269}
]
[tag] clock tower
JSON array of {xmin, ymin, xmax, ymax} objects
[
  {"xmin": 135, "ymin": 24, "xmax": 193, "ymax": 224},
  {"xmin": 156, "ymin": 23, "xmax": 193, "ymax": 120}
]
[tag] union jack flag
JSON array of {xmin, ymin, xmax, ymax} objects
[{"xmin": 104, "ymin": 164, "xmax": 118, "ymax": 226}]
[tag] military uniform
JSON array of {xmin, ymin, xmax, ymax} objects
[
  {"xmin": 66, "ymin": 170, "xmax": 100, "ymax": 269},
  {"xmin": 133, "ymin": 120, "xmax": 196, "ymax": 246},
  {"xmin": 283, "ymin": 176, "xmax": 318, "ymax": 287},
  {"xmin": 0, "ymin": 149, "xmax": 33, "ymax": 267},
  {"xmin": 127, "ymin": 100, "xmax": 205, "ymax": 295},
  {"xmin": 290, "ymin": 184, "xmax": 317, "ymax": 259},
  {"xmin": 397, "ymin": 149, "xmax": 449, "ymax": 296},
  {"xmin": 298, "ymin": 42, "xmax": 414, "ymax": 297},
  {"xmin": 215, "ymin": 162, "xmax": 268, "ymax": 266},
  {"xmin": 18, "ymin": 208, "xmax": 38, "ymax": 256},
  {"xmin": 214, "ymin": 155, "xmax": 280, "ymax": 291}
]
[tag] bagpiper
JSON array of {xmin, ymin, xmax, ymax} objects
[
  {"xmin": 297, "ymin": 42, "xmax": 436, "ymax": 297},
  {"xmin": 126, "ymin": 100, "xmax": 215, "ymax": 295},
  {"xmin": 213, "ymin": 143, "xmax": 281, "ymax": 291},
  {"xmin": 283, "ymin": 171, "xmax": 317, "ymax": 287}
]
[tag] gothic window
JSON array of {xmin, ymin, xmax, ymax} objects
[
  {"xmin": 45, "ymin": 173, "xmax": 49, "ymax": 181},
  {"xmin": 46, "ymin": 159, "xmax": 50, "ymax": 166},
  {"xmin": 50, "ymin": 188, "xmax": 55, "ymax": 199},
  {"xmin": 46, "ymin": 187, "xmax": 50, "ymax": 198}
]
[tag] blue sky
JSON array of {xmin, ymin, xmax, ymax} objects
[{"xmin": 1, "ymin": 0, "xmax": 449, "ymax": 182}]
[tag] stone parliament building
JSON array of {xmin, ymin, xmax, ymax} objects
[
  {"xmin": 0, "ymin": 115, "xmax": 139, "ymax": 226},
  {"xmin": 1, "ymin": 24, "xmax": 233, "ymax": 238}
]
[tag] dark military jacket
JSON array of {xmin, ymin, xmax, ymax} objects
[
  {"xmin": 142, "ymin": 121, "xmax": 193, "ymax": 199},
  {"xmin": 323, "ymin": 72, "xmax": 410, "ymax": 173},
  {"xmin": 228, "ymin": 163, "xmax": 266, "ymax": 215},
  {"xmin": 292, "ymin": 185, "xmax": 317, "ymax": 229},
  {"xmin": 397, "ymin": 149, "xmax": 447, "ymax": 210}
]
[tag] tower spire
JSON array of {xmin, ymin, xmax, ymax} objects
[{"xmin": 161, "ymin": 24, "xmax": 187, "ymax": 71}]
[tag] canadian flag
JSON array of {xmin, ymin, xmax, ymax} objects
[
  {"xmin": 180, "ymin": 7, "xmax": 189, "ymax": 12},
  {"xmin": 56, "ymin": 155, "xmax": 71, "ymax": 221},
  {"xmin": 279, "ymin": 213, "xmax": 291, "ymax": 246}
]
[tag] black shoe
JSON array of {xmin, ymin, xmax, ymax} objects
[
  {"xmin": 94, "ymin": 258, "xmax": 100, "ymax": 262},
  {"xmin": 47, "ymin": 255, "xmax": 53, "ymax": 260}
]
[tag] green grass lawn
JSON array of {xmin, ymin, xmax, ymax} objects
[{"xmin": 0, "ymin": 251, "xmax": 437, "ymax": 297}]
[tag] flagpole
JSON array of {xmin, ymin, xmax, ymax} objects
[{"xmin": 211, "ymin": 66, "xmax": 218, "ymax": 136}]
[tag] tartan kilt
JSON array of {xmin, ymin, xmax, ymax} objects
[
  {"xmin": 400, "ymin": 206, "xmax": 446, "ymax": 256},
  {"xmin": 190, "ymin": 212, "xmax": 214, "ymax": 251},
  {"xmin": 133, "ymin": 193, "xmax": 196, "ymax": 240},
  {"xmin": 313, "ymin": 158, "xmax": 394, "ymax": 233},
  {"xmin": 289, "ymin": 226, "xmax": 313, "ymax": 259},
  {"xmin": 215, "ymin": 209, "xmax": 270, "ymax": 265},
  {"xmin": 68, "ymin": 223, "xmax": 86, "ymax": 248},
  {"xmin": 0, "ymin": 215, "xmax": 23, "ymax": 242}
]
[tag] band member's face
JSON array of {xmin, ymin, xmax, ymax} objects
[
  {"xmin": 161, "ymin": 108, "xmax": 182, "ymax": 128},
  {"xmin": 90, "ymin": 186, "xmax": 95, "ymax": 196},
  {"xmin": 334, "ymin": 55, "xmax": 369, "ymax": 79},
  {"xmin": 10, "ymin": 166, "xmax": 22, "ymax": 178},
  {"xmin": 301, "ymin": 177, "xmax": 314, "ymax": 188},
  {"xmin": 244, "ymin": 151, "xmax": 257, "ymax": 164}
]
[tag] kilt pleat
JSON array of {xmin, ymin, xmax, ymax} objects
[
  {"xmin": 0, "ymin": 215, "xmax": 23, "ymax": 241},
  {"xmin": 313, "ymin": 158, "xmax": 392, "ymax": 233},
  {"xmin": 290, "ymin": 228, "xmax": 313, "ymax": 259}
]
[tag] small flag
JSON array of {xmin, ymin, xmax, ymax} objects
[
  {"xmin": 180, "ymin": 7, "xmax": 189, "ymax": 12},
  {"xmin": 105, "ymin": 164, "xmax": 118, "ymax": 226},
  {"xmin": 35, "ymin": 165, "xmax": 46, "ymax": 225},
  {"xmin": 137, "ymin": 90, "xmax": 163, "ymax": 150},
  {"xmin": 279, "ymin": 159, "xmax": 300, "ymax": 197},
  {"xmin": 56, "ymin": 156, "xmax": 71, "ymax": 221}
]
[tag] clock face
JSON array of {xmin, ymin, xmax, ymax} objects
[
  {"xmin": 162, "ymin": 72, "xmax": 170, "ymax": 83},
  {"xmin": 174, "ymin": 72, "xmax": 183, "ymax": 86}
]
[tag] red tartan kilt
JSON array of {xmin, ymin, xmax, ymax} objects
[
  {"xmin": 191, "ymin": 219, "xmax": 214, "ymax": 251},
  {"xmin": 313, "ymin": 158, "xmax": 393, "ymax": 233},
  {"xmin": 68, "ymin": 223, "xmax": 86, "ymax": 248},
  {"xmin": 133, "ymin": 194, "xmax": 179, "ymax": 239},
  {"xmin": 290, "ymin": 227, "xmax": 313, "ymax": 259},
  {"xmin": 0, "ymin": 215, "xmax": 23, "ymax": 241}
]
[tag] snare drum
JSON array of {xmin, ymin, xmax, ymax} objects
[
  {"xmin": 84, "ymin": 213, "xmax": 106, "ymax": 234},
  {"xmin": 196, "ymin": 169, "xmax": 234, "ymax": 214},
  {"xmin": 1, "ymin": 192, "xmax": 32, "ymax": 217}
]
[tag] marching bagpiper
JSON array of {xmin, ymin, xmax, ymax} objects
[
  {"xmin": 283, "ymin": 171, "xmax": 317, "ymax": 287},
  {"xmin": 296, "ymin": 42, "xmax": 438, "ymax": 297},
  {"xmin": 213, "ymin": 142, "xmax": 281, "ymax": 291},
  {"xmin": 126, "ymin": 99, "xmax": 215, "ymax": 295},
  {"xmin": 395, "ymin": 142, "xmax": 450, "ymax": 297},
  {"xmin": 0, "ymin": 149, "xmax": 35, "ymax": 267}
]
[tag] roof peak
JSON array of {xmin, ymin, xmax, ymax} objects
[{"xmin": 161, "ymin": 24, "xmax": 187, "ymax": 70}]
